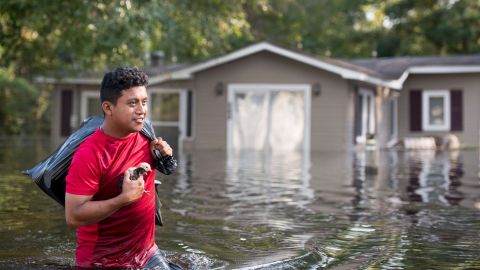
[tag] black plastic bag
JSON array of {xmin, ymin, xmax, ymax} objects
[{"xmin": 23, "ymin": 115, "xmax": 177, "ymax": 226}]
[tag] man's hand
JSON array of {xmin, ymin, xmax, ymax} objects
[
  {"xmin": 150, "ymin": 137, "xmax": 173, "ymax": 157},
  {"xmin": 65, "ymin": 168, "xmax": 147, "ymax": 229},
  {"xmin": 119, "ymin": 168, "xmax": 146, "ymax": 204}
]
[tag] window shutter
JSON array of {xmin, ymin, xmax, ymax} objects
[
  {"xmin": 409, "ymin": 90, "xmax": 422, "ymax": 131},
  {"xmin": 60, "ymin": 90, "xmax": 73, "ymax": 136},
  {"xmin": 186, "ymin": 89, "xmax": 193, "ymax": 137},
  {"xmin": 450, "ymin": 89, "xmax": 463, "ymax": 131}
]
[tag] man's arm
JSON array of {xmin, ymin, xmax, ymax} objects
[{"xmin": 65, "ymin": 169, "xmax": 146, "ymax": 229}]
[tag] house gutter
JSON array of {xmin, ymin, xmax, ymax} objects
[
  {"xmin": 34, "ymin": 76, "xmax": 102, "ymax": 85},
  {"xmin": 392, "ymin": 65, "xmax": 480, "ymax": 90}
]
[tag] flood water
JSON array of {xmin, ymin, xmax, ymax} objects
[{"xmin": 0, "ymin": 136, "xmax": 479, "ymax": 269}]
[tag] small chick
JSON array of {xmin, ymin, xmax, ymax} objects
[
  {"xmin": 118, "ymin": 162, "xmax": 152, "ymax": 192},
  {"xmin": 128, "ymin": 162, "xmax": 152, "ymax": 180}
]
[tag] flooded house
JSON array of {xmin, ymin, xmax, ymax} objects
[{"xmin": 41, "ymin": 42, "xmax": 480, "ymax": 152}]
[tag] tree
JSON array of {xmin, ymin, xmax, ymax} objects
[
  {"xmin": 0, "ymin": 0, "xmax": 253, "ymax": 134},
  {"xmin": 375, "ymin": 0, "xmax": 480, "ymax": 56},
  {"xmin": 242, "ymin": 0, "xmax": 376, "ymax": 57},
  {"xmin": 0, "ymin": 71, "xmax": 40, "ymax": 134}
]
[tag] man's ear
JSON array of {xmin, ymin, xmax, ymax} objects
[{"xmin": 102, "ymin": 101, "xmax": 114, "ymax": 116}]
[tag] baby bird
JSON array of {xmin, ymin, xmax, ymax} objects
[
  {"xmin": 129, "ymin": 162, "xmax": 152, "ymax": 180},
  {"xmin": 118, "ymin": 162, "xmax": 152, "ymax": 192}
]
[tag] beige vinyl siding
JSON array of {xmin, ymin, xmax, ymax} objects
[
  {"xmin": 311, "ymin": 77, "xmax": 350, "ymax": 152},
  {"xmin": 155, "ymin": 80, "xmax": 192, "ymax": 90},
  {"xmin": 398, "ymin": 74, "xmax": 480, "ymax": 146}
]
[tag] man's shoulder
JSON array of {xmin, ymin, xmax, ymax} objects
[
  {"xmin": 137, "ymin": 131, "xmax": 151, "ymax": 142},
  {"xmin": 126, "ymin": 131, "xmax": 150, "ymax": 145},
  {"xmin": 76, "ymin": 129, "xmax": 104, "ymax": 155}
]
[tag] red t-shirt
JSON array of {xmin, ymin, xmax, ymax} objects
[{"xmin": 66, "ymin": 129, "xmax": 157, "ymax": 268}]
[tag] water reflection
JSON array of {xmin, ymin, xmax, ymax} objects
[
  {"xmin": 225, "ymin": 150, "xmax": 313, "ymax": 224},
  {"xmin": 350, "ymin": 149, "xmax": 472, "ymax": 210},
  {"xmin": 340, "ymin": 149, "xmax": 480, "ymax": 269},
  {"xmin": 0, "ymin": 138, "xmax": 479, "ymax": 269},
  {"xmin": 398, "ymin": 150, "xmax": 466, "ymax": 207}
]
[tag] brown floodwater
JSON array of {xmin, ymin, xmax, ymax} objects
[{"xmin": 0, "ymin": 136, "xmax": 479, "ymax": 269}]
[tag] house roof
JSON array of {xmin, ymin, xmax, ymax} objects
[
  {"xmin": 349, "ymin": 54, "xmax": 480, "ymax": 79},
  {"xmin": 148, "ymin": 42, "xmax": 399, "ymax": 88},
  {"xmin": 146, "ymin": 42, "xmax": 480, "ymax": 89},
  {"xmin": 347, "ymin": 54, "xmax": 480, "ymax": 88},
  {"xmin": 34, "ymin": 63, "xmax": 192, "ymax": 85},
  {"xmin": 36, "ymin": 42, "xmax": 480, "ymax": 90}
]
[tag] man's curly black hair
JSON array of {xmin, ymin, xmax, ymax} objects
[{"xmin": 100, "ymin": 66, "xmax": 149, "ymax": 104}]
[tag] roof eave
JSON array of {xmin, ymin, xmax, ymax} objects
[
  {"xmin": 394, "ymin": 65, "xmax": 480, "ymax": 89},
  {"xmin": 342, "ymin": 73, "xmax": 400, "ymax": 90},
  {"xmin": 34, "ymin": 76, "xmax": 102, "ymax": 85},
  {"xmin": 149, "ymin": 72, "xmax": 191, "ymax": 84}
]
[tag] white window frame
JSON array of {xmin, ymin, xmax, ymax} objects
[
  {"xmin": 422, "ymin": 90, "xmax": 450, "ymax": 131},
  {"xmin": 80, "ymin": 91, "xmax": 101, "ymax": 121},
  {"xmin": 356, "ymin": 88, "xmax": 376, "ymax": 144}
]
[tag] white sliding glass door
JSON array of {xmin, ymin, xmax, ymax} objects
[{"xmin": 227, "ymin": 84, "xmax": 311, "ymax": 153}]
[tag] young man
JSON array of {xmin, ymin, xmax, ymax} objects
[{"xmin": 65, "ymin": 67, "xmax": 176, "ymax": 269}]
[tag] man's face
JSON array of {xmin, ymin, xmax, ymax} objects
[{"xmin": 108, "ymin": 86, "xmax": 148, "ymax": 136}]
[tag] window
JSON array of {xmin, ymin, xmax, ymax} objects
[
  {"xmin": 81, "ymin": 91, "xmax": 102, "ymax": 121},
  {"xmin": 422, "ymin": 90, "xmax": 450, "ymax": 131},
  {"xmin": 150, "ymin": 92, "xmax": 180, "ymax": 122},
  {"xmin": 355, "ymin": 89, "xmax": 375, "ymax": 144},
  {"xmin": 148, "ymin": 89, "xmax": 187, "ymax": 151}
]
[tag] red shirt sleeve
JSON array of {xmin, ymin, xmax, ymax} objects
[{"xmin": 66, "ymin": 144, "xmax": 101, "ymax": 195}]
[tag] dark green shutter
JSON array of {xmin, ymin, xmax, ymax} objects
[
  {"xmin": 409, "ymin": 90, "xmax": 422, "ymax": 132},
  {"xmin": 186, "ymin": 89, "xmax": 193, "ymax": 137},
  {"xmin": 450, "ymin": 90, "xmax": 463, "ymax": 131},
  {"xmin": 60, "ymin": 90, "xmax": 73, "ymax": 136}
]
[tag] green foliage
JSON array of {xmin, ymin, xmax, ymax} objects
[
  {"xmin": 0, "ymin": 0, "xmax": 254, "ymax": 75},
  {"xmin": 2, "ymin": 0, "xmax": 480, "ymax": 73},
  {"xmin": 242, "ymin": 0, "xmax": 375, "ymax": 57},
  {"xmin": 0, "ymin": 0, "xmax": 153, "ymax": 75},
  {"xmin": 144, "ymin": 0, "xmax": 253, "ymax": 62},
  {"xmin": 2, "ymin": 0, "xmax": 479, "ymax": 74},
  {"xmin": 377, "ymin": 0, "xmax": 480, "ymax": 56},
  {"xmin": 0, "ymin": 71, "xmax": 39, "ymax": 134}
]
